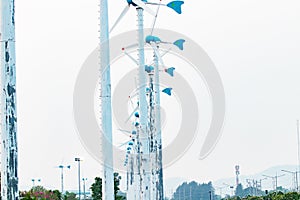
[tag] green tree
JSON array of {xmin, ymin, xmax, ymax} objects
[
  {"xmin": 64, "ymin": 191, "xmax": 77, "ymax": 200},
  {"xmin": 172, "ymin": 181, "xmax": 215, "ymax": 200},
  {"xmin": 114, "ymin": 172, "xmax": 126, "ymax": 200},
  {"xmin": 90, "ymin": 174, "xmax": 126, "ymax": 200},
  {"xmin": 283, "ymin": 192, "xmax": 300, "ymax": 200},
  {"xmin": 20, "ymin": 186, "xmax": 62, "ymax": 200},
  {"xmin": 91, "ymin": 177, "xmax": 102, "ymax": 200}
]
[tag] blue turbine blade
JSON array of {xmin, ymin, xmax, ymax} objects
[
  {"xmin": 145, "ymin": 35, "xmax": 161, "ymax": 43},
  {"xmin": 165, "ymin": 67, "xmax": 175, "ymax": 77},
  {"xmin": 167, "ymin": 1, "xmax": 184, "ymax": 14},
  {"xmin": 162, "ymin": 88, "xmax": 173, "ymax": 96},
  {"xmin": 128, "ymin": 141, "xmax": 134, "ymax": 146},
  {"xmin": 173, "ymin": 39, "xmax": 185, "ymax": 50},
  {"xmin": 145, "ymin": 65, "xmax": 154, "ymax": 73}
]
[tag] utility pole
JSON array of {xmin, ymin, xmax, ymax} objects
[
  {"xmin": 281, "ymin": 169, "xmax": 299, "ymax": 191},
  {"xmin": 263, "ymin": 173, "xmax": 285, "ymax": 192}
]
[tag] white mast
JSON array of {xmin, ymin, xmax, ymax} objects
[
  {"xmin": 0, "ymin": 0, "xmax": 18, "ymax": 199},
  {"xmin": 154, "ymin": 52, "xmax": 164, "ymax": 199},
  {"xmin": 99, "ymin": 0, "xmax": 114, "ymax": 199},
  {"xmin": 136, "ymin": 7, "xmax": 151, "ymax": 199}
]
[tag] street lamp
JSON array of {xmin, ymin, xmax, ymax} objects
[
  {"xmin": 75, "ymin": 157, "xmax": 82, "ymax": 200},
  {"xmin": 281, "ymin": 169, "xmax": 299, "ymax": 191},
  {"xmin": 58, "ymin": 165, "xmax": 71, "ymax": 195},
  {"xmin": 223, "ymin": 183, "xmax": 234, "ymax": 197},
  {"xmin": 82, "ymin": 178, "xmax": 87, "ymax": 200},
  {"xmin": 262, "ymin": 174, "xmax": 285, "ymax": 192},
  {"xmin": 31, "ymin": 178, "xmax": 41, "ymax": 187}
]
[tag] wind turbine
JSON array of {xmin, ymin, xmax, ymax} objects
[
  {"xmin": 146, "ymin": 35, "xmax": 185, "ymax": 200},
  {"xmin": 110, "ymin": 0, "xmax": 184, "ymax": 33},
  {"xmin": 111, "ymin": 0, "xmax": 184, "ymax": 199},
  {"xmin": 1, "ymin": 0, "xmax": 19, "ymax": 199},
  {"xmin": 121, "ymin": 33, "xmax": 185, "ymax": 200}
]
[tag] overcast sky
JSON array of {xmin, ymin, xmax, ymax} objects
[{"xmin": 13, "ymin": 0, "xmax": 300, "ymax": 196}]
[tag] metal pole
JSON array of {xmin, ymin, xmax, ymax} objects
[
  {"xmin": 275, "ymin": 176, "xmax": 277, "ymax": 192},
  {"xmin": 296, "ymin": 171, "xmax": 299, "ymax": 192},
  {"xmin": 0, "ymin": 0, "xmax": 18, "ymax": 199},
  {"xmin": 154, "ymin": 51, "xmax": 164, "ymax": 200},
  {"xmin": 61, "ymin": 167, "xmax": 64, "ymax": 195},
  {"xmin": 137, "ymin": 6, "xmax": 150, "ymax": 199},
  {"xmin": 75, "ymin": 158, "xmax": 81, "ymax": 199},
  {"xmin": 297, "ymin": 120, "xmax": 300, "ymax": 192},
  {"xmin": 99, "ymin": 0, "xmax": 114, "ymax": 199},
  {"xmin": 83, "ymin": 178, "xmax": 86, "ymax": 200},
  {"xmin": 78, "ymin": 161, "xmax": 81, "ymax": 199},
  {"xmin": 282, "ymin": 169, "xmax": 300, "ymax": 191}
]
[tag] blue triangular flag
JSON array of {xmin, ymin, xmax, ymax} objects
[
  {"xmin": 166, "ymin": 67, "xmax": 175, "ymax": 77},
  {"xmin": 167, "ymin": 1, "xmax": 184, "ymax": 14},
  {"xmin": 173, "ymin": 39, "xmax": 185, "ymax": 50},
  {"xmin": 162, "ymin": 88, "xmax": 172, "ymax": 96}
]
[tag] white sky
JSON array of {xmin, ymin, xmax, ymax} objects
[{"xmin": 14, "ymin": 0, "xmax": 300, "ymax": 196}]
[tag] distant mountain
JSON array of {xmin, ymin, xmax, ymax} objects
[
  {"xmin": 164, "ymin": 165, "xmax": 299, "ymax": 198},
  {"xmin": 213, "ymin": 165, "xmax": 298, "ymax": 196}
]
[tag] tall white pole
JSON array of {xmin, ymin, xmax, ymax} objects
[
  {"xmin": 0, "ymin": 0, "xmax": 19, "ymax": 199},
  {"xmin": 75, "ymin": 158, "xmax": 81, "ymax": 200},
  {"xmin": 99, "ymin": 0, "xmax": 114, "ymax": 199},
  {"xmin": 136, "ymin": 7, "xmax": 150, "ymax": 199},
  {"xmin": 154, "ymin": 52, "xmax": 164, "ymax": 199}
]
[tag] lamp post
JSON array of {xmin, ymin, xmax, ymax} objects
[
  {"xmin": 82, "ymin": 178, "xmax": 87, "ymax": 200},
  {"xmin": 75, "ymin": 158, "xmax": 81, "ymax": 199},
  {"xmin": 281, "ymin": 169, "xmax": 299, "ymax": 191},
  {"xmin": 262, "ymin": 174, "xmax": 285, "ymax": 192},
  {"xmin": 223, "ymin": 183, "xmax": 234, "ymax": 197},
  {"xmin": 31, "ymin": 178, "xmax": 41, "ymax": 187},
  {"xmin": 58, "ymin": 165, "xmax": 71, "ymax": 195}
]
